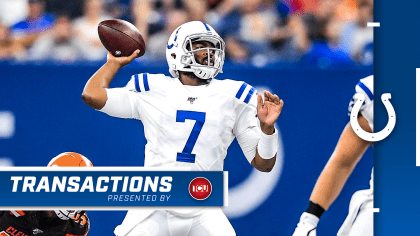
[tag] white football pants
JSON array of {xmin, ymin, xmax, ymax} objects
[{"xmin": 115, "ymin": 208, "xmax": 236, "ymax": 236}]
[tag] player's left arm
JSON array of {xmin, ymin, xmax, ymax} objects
[
  {"xmin": 252, "ymin": 91, "xmax": 284, "ymax": 172},
  {"xmin": 309, "ymin": 114, "xmax": 372, "ymax": 210},
  {"xmin": 292, "ymin": 115, "xmax": 372, "ymax": 236}
]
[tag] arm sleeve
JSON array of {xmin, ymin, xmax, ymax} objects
[
  {"xmin": 99, "ymin": 88, "xmax": 140, "ymax": 119},
  {"xmin": 348, "ymin": 76, "xmax": 374, "ymax": 131},
  {"xmin": 233, "ymin": 93, "xmax": 261, "ymax": 163}
]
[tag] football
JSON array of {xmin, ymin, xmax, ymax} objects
[{"xmin": 98, "ymin": 19, "xmax": 146, "ymax": 57}]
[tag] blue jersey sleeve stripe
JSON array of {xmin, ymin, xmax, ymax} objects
[
  {"xmin": 235, "ymin": 83, "xmax": 248, "ymax": 99},
  {"xmin": 134, "ymin": 74, "xmax": 141, "ymax": 92},
  {"xmin": 244, "ymin": 87, "xmax": 256, "ymax": 104},
  {"xmin": 143, "ymin": 73, "xmax": 150, "ymax": 91},
  {"xmin": 357, "ymin": 81, "xmax": 373, "ymax": 100}
]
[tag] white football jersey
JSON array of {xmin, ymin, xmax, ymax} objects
[
  {"xmin": 348, "ymin": 75, "xmax": 374, "ymax": 193},
  {"xmin": 100, "ymin": 73, "xmax": 261, "ymax": 171}
]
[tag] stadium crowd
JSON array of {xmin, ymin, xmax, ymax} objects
[{"xmin": 0, "ymin": 0, "xmax": 373, "ymax": 68}]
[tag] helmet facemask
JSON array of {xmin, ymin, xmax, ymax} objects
[
  {"xmin": 54, "ymin": 210, "xmax": 85, "ymax": 221},
  {"xmin": 180, "ymin": 34, "xmax": 225, "ymax": 80}
]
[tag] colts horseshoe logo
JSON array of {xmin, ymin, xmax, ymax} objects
[{"xmin": 350, "ymin": 93, "xmax": 396, "ymax": 142}]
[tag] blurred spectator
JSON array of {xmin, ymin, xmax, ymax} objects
[
  {"xmin": 207, "ymin": 0, "xmax": 225, "ymax": 9},
  {"xmin": 339, "ymin": 0, "xmax": 373, "ymax": 62},
  {"xmin": 303, "ymin": 18, "xmax": 352, "ymax": 68},
  {"xmin": 131, "ymin": 0, "xmax": 190, "ymax": 42},
  {"xmin": 131, "ymin": 0, "xmax": 183, "ymax": 39},
  {"xmin": 131, "ymin": 0, "xmax": 190, "ymax": 61},
  {"xmin": 45, "ymin": 0, "xmax": 84, "ymax": 19},
  {"xmin": 29, "ymin": 14, "xmax": 92, "ymax": 63},
  {"xmin": 268, "ymin": 1, "xmax": 302, "ymax": 63},
  {"xmin": 183, "ymin": 0, "xmax": 208, "ymax": 22},
  {"xmin": 0, "ymin": 23, "xmax": 26, "ymax": 60},
  {"xmin": 11, "ymin": 0, "xmax": 55, "ymax": 48},
  {"xmin": 291, "ymin": 0, "xmax": 341, "ymax": 53},
  {"xmin": 219, "ymin": 0, "xmax": 296, "ymax": 66},
  {"xmin": 0, "ymin": 0, "xmax": 28, "ymax": 27},
  {"xmin": 73, "ymin": 0, "xmax": 111, "ymax": 61},
  {"xmin": 132, "ymin": 0, "xmax": 154, "ymax": 42},
  {"xmin": 132, "ymin": 0, "xmax": 209, "ymax": 43},
  {"xmin": 106, "ymin": 0, "xmax": 130, "ymax": 22},
  {"xmin": 290, "ymin": 0, "xmax": 355, "ymax": 68},
  {"xmin": 205, "ymin": 0, "xmax": 238, "ymax": 28},
  {"xmin": 335, "ymin": 0, "xmax": 358, "ymax": 21},
  {"xmin": 359, "ymin": 41, "xmax": 373, "ymax": 66},
  {"xmin": 143, "ymin": 8, "xmax": 189, "ymax": 61}
]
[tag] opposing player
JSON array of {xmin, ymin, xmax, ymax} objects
[
  {"xmin": 0, "ymin": 152, "xmax": 91, "ymax": 236},
  {"xmin": 82, "ymin": 21, "xmax": 283, "ymax": 235},
  {"xmin": 292, "ymin": 75, "xmax": 374, "ymax": 236}
]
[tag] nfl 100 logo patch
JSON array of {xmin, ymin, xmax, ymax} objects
[{"xmin": 187, "ymin": 97, "xmax": 197, "ymax": 104}]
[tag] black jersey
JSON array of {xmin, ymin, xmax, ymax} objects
[{"xmin": 0, "ymin": 211, "xmax": 89, "ymax": 236}]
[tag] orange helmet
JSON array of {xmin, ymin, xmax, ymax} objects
[
  {"xmin": 47, "ymin": 152, "xmax": 93, "ymax": 167},
  {"xmin": 47, "ymin": 152, "xmax": 92, "ymax": 221}
]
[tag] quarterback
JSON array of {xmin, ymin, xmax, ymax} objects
[
  {"xmin": 292, "ymin": 75, "xmax": 374, "ymax": 236},
  {"xmin": 82, "ymin": 21, "xmax": 283, "ymax": 235}
]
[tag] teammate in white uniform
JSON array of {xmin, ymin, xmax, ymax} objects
[
  {"xmin": 82, "ymin": 21, "xmax": 284, "ymax": 236},
  {"xmin": 292, "ymin": 75, "xmax": 373, "ymax": 236}
]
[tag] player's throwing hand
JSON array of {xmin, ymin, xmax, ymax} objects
[
  {"xmin": 107, "ymin": 49, "xmax": 141, "ymax": 68},
  {"xmin": 257, "ymin": 90, "xmax": 284, "ymax": 134}
]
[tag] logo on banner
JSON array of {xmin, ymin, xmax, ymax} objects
[
  {"xmin": 350, "ymin": 93, "xmax": 396, "ymax": 142},
  {"xmin": 189, "ymin": 177, "xmax": 212, "ymax": 200}
]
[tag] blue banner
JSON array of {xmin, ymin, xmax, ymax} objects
[
  {"xmin": 374, "ymin": 1, "xmax": 419, "ymax": 235},
  {"xmin": 0, "ymin": 168, "xmax": 224, "ymax": 208}
]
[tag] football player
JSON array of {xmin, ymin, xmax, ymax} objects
[
  {"xmin": 0, "ymin": 152, "xmax": 91, "ymax": 236},
  {"xmin": 292, "ymin": 75, "xmax": 374, "ymax": 236},
  {"xmin": 82, "ymin": 21, "xmax": 284, "ymax": 235}
]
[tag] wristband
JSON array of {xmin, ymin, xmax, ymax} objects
[
  {"xmin": 257, "ymin": 128, "xmax": 279, "ymax": 159},
  {"xmin": 306, "ymin": 201, "xmax": 325, "ymax": 219}
]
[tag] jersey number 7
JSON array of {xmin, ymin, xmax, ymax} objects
[{"xmin": 176, "ymin": 110, "xmax": 206, "ymax": 163}]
